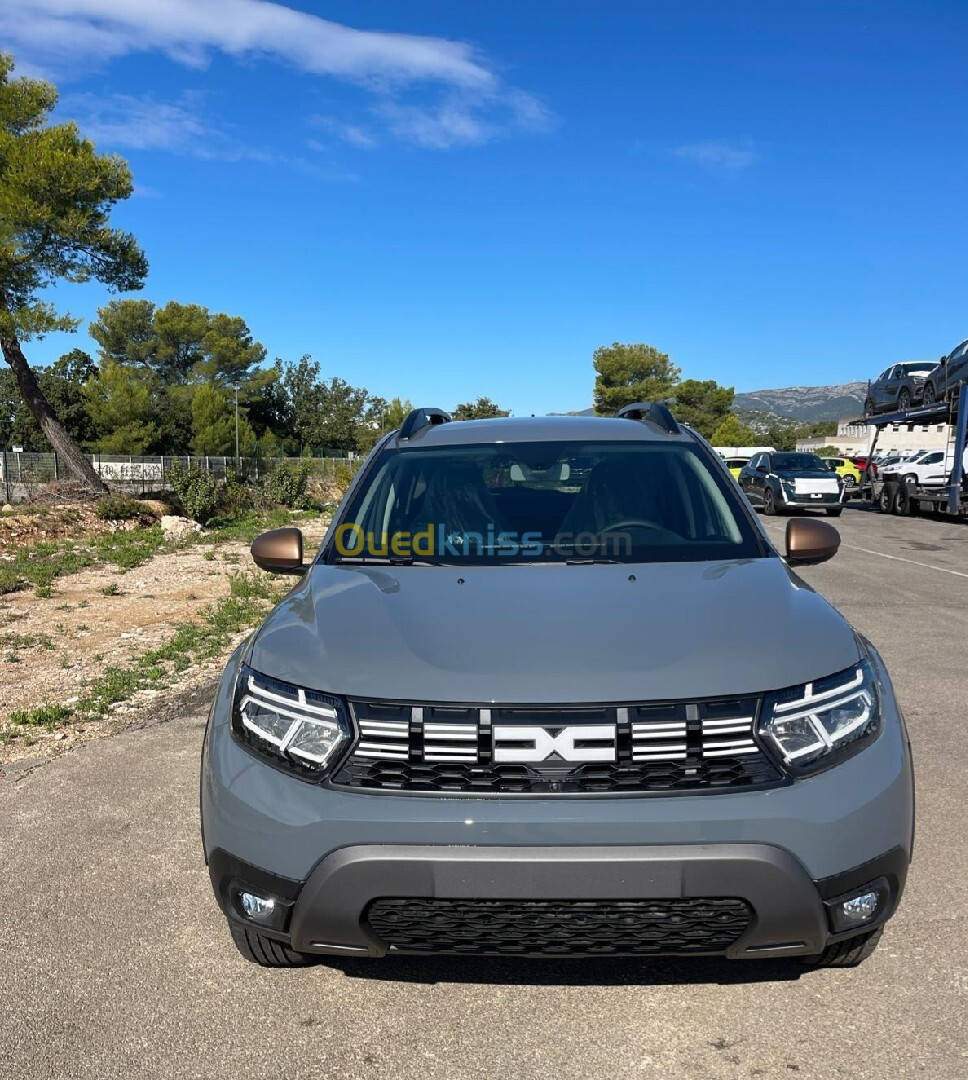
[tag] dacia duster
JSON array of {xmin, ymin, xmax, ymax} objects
[{"xmin": 200, "ymin": 404, "xmax": 913, "ymax": 967}]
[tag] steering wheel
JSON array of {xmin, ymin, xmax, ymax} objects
[{"xmin": 601, "ymin": 520, "xmax": 666, "ymax": 533}]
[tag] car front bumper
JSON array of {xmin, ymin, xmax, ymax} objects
[
  {"xmin": 208, "ymin": 841, "xmax": 908, "ymax": 959},
  {"xmin": 777, "ymin": 489, "xmax": 844, "ymax": 508}
]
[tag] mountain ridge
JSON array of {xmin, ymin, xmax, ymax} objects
[
  {"xmin": 558, "ymin": 381, "xmax": 868, "ymax": 424},
  {"xmin": 731, "ymin": 382, "xmax": 867, "ymax": 423}
]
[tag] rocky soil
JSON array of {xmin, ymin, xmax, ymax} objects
[{"xmin": 0, "ymin": 510, "xmax": 329, "ymax": 767}]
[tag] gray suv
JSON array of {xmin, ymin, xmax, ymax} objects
[
  {"xmin": 200, "ymin": 404, "xmax": 913, "ymax": 968},
  {"xmin": 738, "ymin": 451, "xmax": 845, "ymax": 517}
]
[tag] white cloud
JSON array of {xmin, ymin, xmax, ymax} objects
[
  {"xmin": 64, "ymin": 91, "xmax": 277, "ymax": 160},
  {"xmin": 2, "ymin": 1, "xmax": 550, "ymax": 152},
  {"xmin": 310, "ymin": 117, "xmax": 378, "ymax": 151},
  {"xmin": 0, "ymin": 0, "xmax": 494, "ymax": 88},
  {"xmin": 69, "ymin": 93, "xmax": 209, "ymax": 152},
  {"xmin": 375, "ymin": 91, "xmax": 554, "ymax": 151},
  {"xmin": 673, "ymin": 139, "xmax": 756, "ymax": 172}
]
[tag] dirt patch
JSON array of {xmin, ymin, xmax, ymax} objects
[{"xmin": 0, "ymin": 513, "xmax": 330, "ymax": 766}]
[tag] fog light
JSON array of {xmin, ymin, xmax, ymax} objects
[
  {"xmin": 842, "ymin": 891, "xmax": 878, "ymax": 923},
  {"xmin": 239, "ymin": 891, "xmax": 276, "ymax": 922},
  {"xmin": 824, "ymin": 877, "xmax": 889, "ymax": 933}
]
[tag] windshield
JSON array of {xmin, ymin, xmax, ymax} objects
[
  {"xmin": 772, "ymin": 453, "xmax": 826, "ymax": 472},
  {"xmin": 899, "ymin": 362, "xmax": 933, "ymax": 374},
  {"xmin": 330, "ymin": 440, "xmax": 764, "ymax": 565}
]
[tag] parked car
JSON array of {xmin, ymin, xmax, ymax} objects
[
  {"xmin": 881, "ymin": 448, "xmax": 968, "ymax": 487},
  {"xmin": 723, "ymin": 455, "xmax": 749, "ymax": 479},
  {"xmin": 848, "ymin": 456, "xmax": 878, "ymax": 478},
  {"xmin": 864, "ymin": 362, "xmax": 937, "ymax": 415},
  {"xmin": 201, "ymin": 404, "xmax": 911, "ymax": 969},
  {"xmin": 923, "ymin": 339, "xmax": 968, "ymax": 406},
  {"xmin": 822, "ymin": 457, "xmax": 862, "ymax": 488},
  {"xmin": 738, "ymin": 451, "xmax": 844, "ymax": 516}
]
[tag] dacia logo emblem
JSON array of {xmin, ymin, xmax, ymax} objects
[{"xmin": 492, "ymin": 725, "xmax": 616, "ymax": 763}]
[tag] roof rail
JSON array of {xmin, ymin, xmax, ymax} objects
[
  {"xmin": 398, "ymin": 406, "xmax": 452, "ymax": 442},
  {"xmin": 614, "ymin": 401, "xmax": 681, "ymax": 435}
]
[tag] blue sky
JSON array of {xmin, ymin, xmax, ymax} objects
[{"xmin": 4, "ymin": 0, "xmax": 968, "ymax": 415}]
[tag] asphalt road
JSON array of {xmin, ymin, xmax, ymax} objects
[{"xmin": 3, "ymin": 503, "xmax": 968, "ymax": 1080}]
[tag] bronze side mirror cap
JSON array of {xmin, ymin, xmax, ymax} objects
[
  {"xmin": 785, "ymin": 518, "xmax": 840, "ymax": 566},
  {"xmin": 251, "ymin": 527, "xmax": 304, "ymax": 574}
]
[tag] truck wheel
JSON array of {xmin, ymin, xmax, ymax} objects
[
  {"xmin": 802, "ymin": 927, "xmax": 882, "ymax": 968},
  {"xmin": 229, "ymin": 923, "xmax": 315, "ymax": 967},
  {"xmin": 895, "ymin": 485, "xmax": 918, "ymax": 517},
  {"xmin": 825, "ymin": 508, "xmax": 843, "ymax": 517},
  {"xmin": 763, "ymin": 488, "xmax": 778, "ymax": 515},
  {"xmin": 902, "ymin": 473, "xmax": 918, "ymax": 485},
  {"xmin": 878, "ymin": 483, "xmax": 898, "ymax": 514}
]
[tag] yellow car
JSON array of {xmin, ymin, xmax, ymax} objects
[
  {"xmin": 723, "ymin": 456, "xmax": 749, "ymax": 480},
  {"xmin": 822, "ymin": 456, "xmax": 861, "ymax": 488}
]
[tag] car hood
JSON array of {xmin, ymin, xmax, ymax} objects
[{"xmin": 248, "ymin": 557, "xmax": 860, "ymax": 703}]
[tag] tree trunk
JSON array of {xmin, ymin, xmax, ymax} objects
[{"xmin": 0, "ymin": 331, "xmax": 107, "ymax": 494}]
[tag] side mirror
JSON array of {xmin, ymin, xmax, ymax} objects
[
  {"xmin": 251, "ymin": 527, "xmax": 304, "ymax": 574},
  {"xmin": 785, "ymin": 518, "xmax": 840, "ymax": 566},
  {"xmin": 755, "ymin": 464, "xmax": 768, "ymax": 473}
]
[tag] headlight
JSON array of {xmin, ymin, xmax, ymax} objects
[
  {"xmin": 760, "ymin": 659, "xmax": 880, "ymax": 774},
  {"xmin": 231, "ymin": 663, "xmax": 350, "ymax": 779}
]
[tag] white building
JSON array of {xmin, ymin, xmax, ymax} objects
[{"xmin": 797, "ymin": 417, "xmax": 950, "ymax": 457}]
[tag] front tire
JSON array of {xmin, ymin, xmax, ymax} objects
[
  {"xmin": 802, "ymin": 927, "xmax": 883, "ymax": 968},
  {"xmin": 763, "ymin": 487, "xmax": 778, "ymax": 516},
  {"xmin": 898, "ymin": 387, "xmax": 911, "ymax": 411},
  {"xmin": 923, "ymin": 382, "xmax": 937, "ymax": 405},
  {"xmin": 229, "ymin": 924, "xmax": 315, "ymax": 967}
]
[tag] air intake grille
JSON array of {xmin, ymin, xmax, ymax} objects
[
  {"xmin": 331, "ymin": 698, "xmax": 783, "ymax": 794},
  {"xmin": 365, "ymin": 897, "xmax": 753, "ymax": 955}
]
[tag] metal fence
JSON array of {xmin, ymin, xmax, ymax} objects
[{"xmin": 0, "ymin": 452, "xmax": 355, "ymax": 501}]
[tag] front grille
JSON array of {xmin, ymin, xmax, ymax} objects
[
  {"xmin": 365, "ymin": 897, "xmax": 753, "ymax": 956},
  {"xmin": 331, "ymin": 698, "xmax": 783, "ymax": 794}
]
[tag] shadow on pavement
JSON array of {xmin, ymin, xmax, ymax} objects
[{"xmin": 324, "ymin": 954, "xmax": 810, "ymax": 987}]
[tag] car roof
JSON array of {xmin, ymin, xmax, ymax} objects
[{"xmin": 396, "ymin": 414, "xmax": 697, "ymax": 447}]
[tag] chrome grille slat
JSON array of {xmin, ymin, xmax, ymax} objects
[{"xmin": 336, "ymin": 696, "xmax": 781, "ymax": 793}]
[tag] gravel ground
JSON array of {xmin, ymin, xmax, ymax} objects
[
  {"xmin": 1, "ymin": 504, "xmax": 966, "ymax": 1079},
  {"xmin": 0, "ymin": 511, "xmax": 329, "ymax": 763}
]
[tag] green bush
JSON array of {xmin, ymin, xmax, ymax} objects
[
  {"xmin": 94, "ymin": 495, "xmax": 153, "ymax": 521},
  {"xmin": 167, "ymin": 463, "xmax": 220, "ymax": 524},
  {"xmin": 217, "ymin": 468, "xmax": 256, "ymax": 519},
  {"xmin": 333, "ymin": 460, "xmax": 361, "ymax": 497},
  {"xmin": 265, "ymin": 459, "xmax": 313, "ymax": 508}
]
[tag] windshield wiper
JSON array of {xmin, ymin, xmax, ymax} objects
[
  {"xmin": 333, "ymin": 555, "xmax": 442, "ymax": 567},
  {"xmin": 565, "ymin": 557, "xmax": 620, "ymax": 565}
]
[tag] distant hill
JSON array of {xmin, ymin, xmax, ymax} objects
[
  {"xmin": 555, "ymin": 382, "xmax": 867, "ymax": 426},
  {"xmin": 732, "ymin": 382, "xmax": 867, "ymax": 424}
]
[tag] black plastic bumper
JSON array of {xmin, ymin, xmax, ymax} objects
[{"xmin": 209, "ymin": 844, "xmax": 907, "ymax": 960}]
